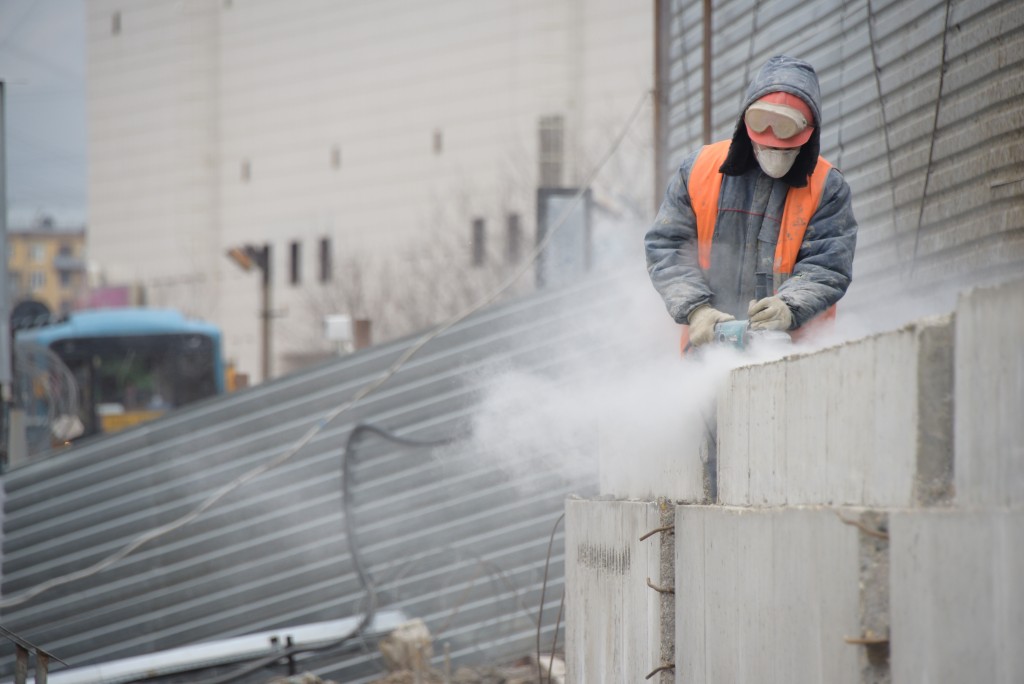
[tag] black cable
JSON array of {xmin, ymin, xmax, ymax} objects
[
  {"xmin": 866, "ymin": 0, "xmax": 901, "ymax": 251},
  {"xmin": 546, "ymin": 588, "xmax": 566, "ymax": 684},
  {"xmin": 342, "ymin": 424, "xmax": 459, "ymax": 621},
  {"xmin": 536, "ymin": 512, "xmax": 565, "ymax": 684},
  {"xmin": 191, "ymin": 424, "xmax": 458, "ymax": 684},
  {"xmin": 910, "ymin": 0, "xmax": 953, "ymax": 273}
]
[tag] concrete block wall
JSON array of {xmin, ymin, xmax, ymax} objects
[
  {"xmin": 717, "ymin": 315, "xmax": 954, "ymax": 508},
  {"xmin": 565, "ymin": 278, "xmax": 1024, "ymax": 684}
]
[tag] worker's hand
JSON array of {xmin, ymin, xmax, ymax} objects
[
  {"xmin": 687, "ymin": 304, "xmax": 735, "ymax": 347},
  {"xmin": 748, "ymin": 296, "xmax": 793, "ymax": 331}
]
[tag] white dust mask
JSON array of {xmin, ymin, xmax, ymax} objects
[{"xmin": 752, "ymin": 142, "xmax": 799, "ymax": 179}]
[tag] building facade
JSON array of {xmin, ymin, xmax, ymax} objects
[
  {"xmin": 86, "ymin": 0, "xmax": 654, "ymax": 380},
  {"xmin": 8, "ymin": 218, "xmax": 88, "ymax": 318}
]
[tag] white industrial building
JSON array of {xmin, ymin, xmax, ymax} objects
[{"xmin": 86, "ymin": 0, "xmax": 654, "ymax": 380}]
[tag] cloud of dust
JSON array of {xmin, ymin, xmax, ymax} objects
[
  {"xmin": 442, "ymin": 260, "xmax": 797, "ymax": 494},
  {"xmin": 442, "ymin": 208, "xmax": 986, "ymax": 495}
]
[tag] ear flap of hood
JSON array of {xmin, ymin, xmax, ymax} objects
[{"xmin": 719, "ymin": 55, "xmax": 823, "ymax": 188}]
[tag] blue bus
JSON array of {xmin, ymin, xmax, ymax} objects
[{"xmin": 14, "ymin": 308, "xmax": 225, "ymax": 445}]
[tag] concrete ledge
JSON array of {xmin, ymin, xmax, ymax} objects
[
  {"xmin": 890, "ymin": 510, "xmax": 1024, "ymax": 683},
  {"xmin": 565, "ymin": 499, "xmax": 664, "ymax": 683},
  {"xmin": 717, "ymin": 315, "xmax": 954, "ymax": 507},
  {"xmin": 674, "ymin": 506, "xmax": 863, "ymax": 684},
  {"xmin": 954, "ymin": 277, "xmax": 1024, "ymax": 508}
]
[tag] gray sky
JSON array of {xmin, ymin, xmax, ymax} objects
[{"xmin": 0, "ymin": 0, "xmax": 87, "ymax": 227}]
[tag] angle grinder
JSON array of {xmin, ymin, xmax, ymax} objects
[{"xmin": 712, "ymin": 319, "xmax": 791, "ymax": 350}]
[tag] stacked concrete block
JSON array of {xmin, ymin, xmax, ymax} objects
[
  {"xmin": 717, "ymin": 315, "xmax": 954, "ymax": 507},
  {"xmin": 567, "ymin": 278, "xmax": 1024, "ymax": 683},
  {"xmin": 564, "ymin": 499, "xmax": 666, "ymax": 683},
  {"xmin": 954, "ymin": 278, "xmax": 1024, "ymax": 508},
  {"xmin": 890, "ymin": 510, "xmax": 1024, "ymax": 683},
  {"xmin": 883, "ymin": 279, "xmax": 1024, "ymax": 683},
  {"xmin": 674, "ymin": 506, "xmax": 866, "ymax": 683}
]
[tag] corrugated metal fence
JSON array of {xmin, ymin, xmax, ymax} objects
[
  {"xmin": 0, "ymin": 271, "xmax": 643, "ymax": 682},
  {"xmin": 659, "ymin": 0, "xmax": 1024, "ymax": 302}
]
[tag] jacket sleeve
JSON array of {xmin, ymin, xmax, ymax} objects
[
  {"xmin": 776, "ymin": 168, "xmax": 858, "ymax": 328},
  {"xmin": 644, "ymin": 152, "xmax": 713, "ymax": 324}
]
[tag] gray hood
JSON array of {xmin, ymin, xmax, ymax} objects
[{"xmin": 719, "ymin": 55, "xmax": 823, "ymax": 187}]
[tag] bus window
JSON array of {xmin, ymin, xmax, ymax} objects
[{"xmin": 14, "ymin": 309, "xmax": 225, "ymax": 455}]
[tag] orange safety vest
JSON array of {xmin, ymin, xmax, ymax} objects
[{"xmin": 681, "ymin": 139, "xmax": 836, "ymax": 350}]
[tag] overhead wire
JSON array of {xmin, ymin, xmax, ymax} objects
[
  {"xmin": 909, "ymin": 0, "xmax": 953, "ymax": 274},
  {"xmin": 868, "ymin": 0, "xmax": 901, "ymax": 250},
  {"xmin": 0, "ymin": 88, "xmax": 652, "ymax": 612}
]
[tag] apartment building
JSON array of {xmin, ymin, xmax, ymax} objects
[{"xmin": 8, "ymin": 217, "xmax": 88, "ymax": 317}]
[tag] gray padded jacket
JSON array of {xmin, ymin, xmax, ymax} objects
[{"xmin": 645, "ymin": 55, "xmax": 858, "ymax": 329}]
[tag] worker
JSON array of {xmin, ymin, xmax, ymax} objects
[{"xmin": 645, "ymin": 55, "xmax": 858, "ymax": 349}]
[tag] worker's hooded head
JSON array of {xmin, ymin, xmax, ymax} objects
[{"xmin": 719, "ymin": 55, "xmax": 823, "ymax": 187}]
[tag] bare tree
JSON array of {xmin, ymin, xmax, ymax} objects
[
  {"xmin": 298, "ymin": 223, "xmax": 521, "ymax": 354},
  {"xmin": 290, "ymin": 113, "xmax": 654, "ymax": 363}
]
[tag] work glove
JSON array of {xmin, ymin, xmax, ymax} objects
[
  {"xmin": 687, "ymin": 303, "xmax": 735, "ymax": 347},
  {"xmin": 748, "ymin": 296, "xmax": 793, "ymax": 331}
]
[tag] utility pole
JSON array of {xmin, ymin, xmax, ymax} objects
[
  {"xmin": 0, "ymin": 82, "xmax": 14, "ymax": 466},
  {"xmin": 653, "ymin": 0, "xmax": 670, "ymax": 214},
  {"xmin": 259, "ymin": 244, "xmax": 271, "ymax": 382},
  {"xmin": 702, "ymin": 0, "xmax": 713, "ymax": 144}
]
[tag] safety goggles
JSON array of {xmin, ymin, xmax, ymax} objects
[{"xmin": 744, "ymin": 102, "xmax": 811, "ymax": 142}]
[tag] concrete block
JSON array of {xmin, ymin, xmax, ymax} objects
[
  {"xmin": 565, "ymin": 499, "xmax": 664, "ymax": 683},
  {"xmin": 890, "ymin": 510, "xmax": 1024, "ymax": 683},
  {"xmin": 717, "ymin": 315, "xmax": 953, "ymax": 507},
  {"xmin": 954, "ymin": 278, "xmax": 1024, "ymax": 508},
  {"xmin": 675, "ymin": 506, "xmax": 862, "ymax": 684}
]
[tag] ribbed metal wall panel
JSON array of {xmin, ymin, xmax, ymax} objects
[
  {"xmin": 660, "ymin": 0, "xmax": 1024, "ymax": 302},
  {"xmin": 0, "ymin": 272, "xmax": 641, "ymax": 682}
]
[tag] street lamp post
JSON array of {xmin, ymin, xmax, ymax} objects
[
  {"xmin": 0, "ymin": 81, "xmax": 18, "ymax": 466},
  {"xmin": 226, "ymin": 243, "xmax": 272, "ymax": 382}
]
